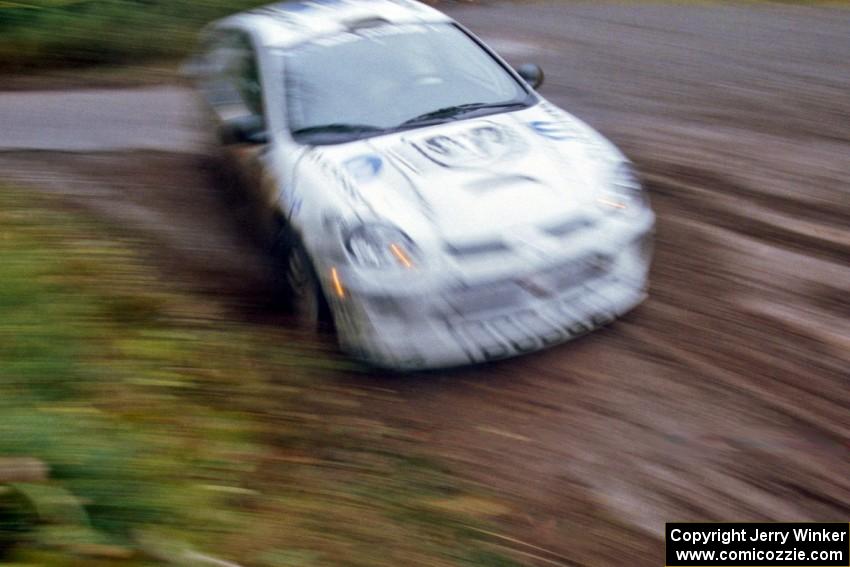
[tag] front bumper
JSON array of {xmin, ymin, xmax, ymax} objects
[{"xmin": 329, "ymin": 220, "xmax": 654, "ymax": 371}]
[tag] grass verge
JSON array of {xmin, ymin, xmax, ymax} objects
[
  {"xmin": 0, "ymin": 0, "xmax": 270, "ymax": 74},
  {"xmin": 0, "ymin": 184, "xmax": 518, "ymax": 566}
]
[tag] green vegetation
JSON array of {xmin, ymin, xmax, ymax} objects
[
  {"xmin": 0, "ymin": 186, "xmax": 518, "ymax": 566},
  {"xmin": 2, "ymin": 0, "xmax": 849, "ymax": 74},
  {"xmin": 0, "ymin": 0, "xmax": 269, "ymax": 72}
]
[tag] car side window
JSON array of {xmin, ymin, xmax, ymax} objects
[
  {"xmin": 201, "ymin": 30, "xmax": 265, "ymax": 120},
  {"xmin": 231, "ymin": 34, "xmax": 264, "ymax": 118}
]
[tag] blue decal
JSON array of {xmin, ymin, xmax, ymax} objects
[
  {"xmin": 528, "ymin": 121, "xmax": 576, "ymax": 141},
  {"xmin": 344, "ymin": 155, "xmax": 383, "ymax": 182}
]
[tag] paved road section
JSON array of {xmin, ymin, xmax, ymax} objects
[{"xmin": 0, "ymin": 86, "xmax": 205, "ymax": 152}]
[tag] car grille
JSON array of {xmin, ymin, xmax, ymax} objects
[
  {"xmin": 541, "ymin": 215, "xmax": 595, "ymax": 237},
  {"xmin": 444, "ymin": 239, "xmax": 510, "ymax": 258},
  {"xmin": 444, "ymin": 279, "xmax": 523, "ymax": 316},
  {"xmin": 443, "ymin": 252, "xmax": 610, "ymax": 317},
  {"xmin": 444, "ymin": 275, "xmax": 646, "ymax": 364}
]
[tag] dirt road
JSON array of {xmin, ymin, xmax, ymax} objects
[{"xmin": 2, "ymin": 3, "xmax": 849, "ymax": 564}]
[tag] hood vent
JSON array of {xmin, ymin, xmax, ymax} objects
[
  {"xmin": 542, "ymin": 216, "xmax": 594, "ymax": 237},
  {"xmin": 445, "ymin": 240, "xmax": 510, "ymax": 258},
  {"xmin": 346, "ymin": 17, "xmax": 390, "ymax": 30},
  {"xmin": 464, "ymin": 174, "xmax": 540, "ymax": 193}
]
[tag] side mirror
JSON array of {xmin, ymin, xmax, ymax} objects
[
  {"xmin": 515, "ymin": 63, "xmax": 544, "ymax": 89},
  {"xmin": 218, "ymin": 115, "xmax": 268, "ymax": 145}
]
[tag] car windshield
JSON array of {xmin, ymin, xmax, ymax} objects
[{"xmin": 283, "ymin": 22, "xmax": 531, "ymax": 144}]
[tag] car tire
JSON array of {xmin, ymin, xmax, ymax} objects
[{"xmin": 278, "ymin": 231, "xmax": 334, "ymax": 333}]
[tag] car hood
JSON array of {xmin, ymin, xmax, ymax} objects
[{"xmin": 303, "ymin": 103, "xmax": 617, "ymax": 244}]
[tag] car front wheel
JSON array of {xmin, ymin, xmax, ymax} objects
[{"xmin": 282, "ymin": 235, "xmax": 333, "ymax": 332}]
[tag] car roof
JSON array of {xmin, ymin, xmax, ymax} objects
[{"xmin": 217, "ymin": 0, "xmax": 453, "ymax": 48}]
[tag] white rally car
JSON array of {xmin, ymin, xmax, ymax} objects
[{"xmin": 189, "ymin": 0, "xmax": 655, "ymax": 370}]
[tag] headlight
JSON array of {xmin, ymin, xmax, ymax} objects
[
  {"xmin": 343, "ymin": 223, "xmax": 420, "ymax": 269},
  {"xmin": 596, "ymin": 162, "xmax": 649, "ymax": 215}
]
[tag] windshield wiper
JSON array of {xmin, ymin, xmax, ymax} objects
[
  {"xmin": 399, "ymin": 101, "xmax": 528, "ymax": 127},
  {"xmin": 292, "ymin": 123, "xmax": 383, "ymax": 136},
  {"xmin": 291, "ymin": 123, "xmax": 387, "ymax": 144}
]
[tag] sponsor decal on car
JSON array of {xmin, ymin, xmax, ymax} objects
[
  {"xmin": 527, "ymin": 120, "xmax": 579, "ymax": 141},
  {"xmin": 344, "ymin": 154, "xmax": 383, "ymax": 182}
]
